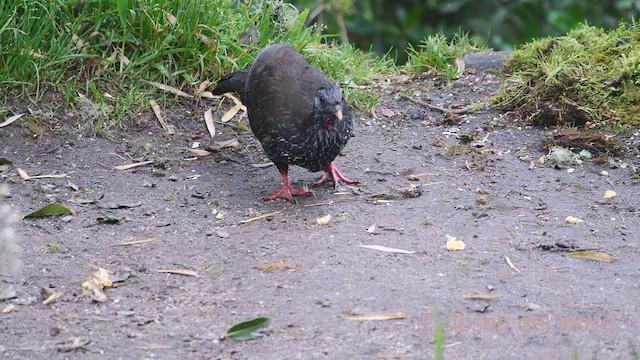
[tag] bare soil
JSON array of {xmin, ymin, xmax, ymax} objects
[{"xmin": 1, "ymin": 63, "xmax": 639, "ymax": 359}]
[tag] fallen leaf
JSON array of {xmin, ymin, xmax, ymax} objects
[
  {"xmin": 155, "ymin": 269, "xmax": 199, "ymax": 277},
  {"xmin": 345, "ymin": 314, "xmax": 408, "ymax": 321},
  {"xmin": 144, "ymin": 81, "xmax": 193, "ymax": 98},
  {"xmin": 463, "ymin": 294, "xmax": 502, "ymax": 301},
  {"xmin": 226, "ymin": 317, "xmax": 270, "ymax": 341},
  {"xmin": 66, "ymin": 180, "xmax": 79, "ymax": 191},
  {"xmin": 254, "ymin": 261, "xmax": 301, "ymax": 272},
  {"xmin": 565, "ymin": 216, "xmax": 583, "ymax": 224},
  {"xmin": 81, "ymin": 266, "xmax": 112, "ymax": 302},
  {"xmin": 187, "ymin": 148, "xmax": 211, "ymax": 156},
  {"xmin": 0, "ymin": 113, "xmax": 25, "ymax": 128},
  {"xmin": 224, "ymin": 93, "xmax": 247, "ymax": 112},
  {"xmin": 149, "ymin": 99, "xmax": 175, "ymax": 135},
  {"xmin": 221, "ymin": 103, "xmax": 242, "ymax": 122},
  {"xmin": 2, "ymin": 304, "xmax": 15, "ymax": 313},
  {"xmin": 42, "ymin": 291, "xmax": 64, "ymax": 305},
  {"xmin": 504, "ymin": 256, "xmax": 521, "ymax": 274},
  {"xmin": 358, "ymin": 244, "xmax": 415, "ymax": 254},
  {"xmin": 165, "ymin": 12, "xmax": 177, "ymax": 26},
  {"xmin": 251, "ymin": 162, "xmax": 275, "ymax": 168},
  {"xmin": 15, "ymin": 169, "xmax": 68, "ymax": 180},
  {"xmin": 24, "ymin": 203, "xmax": 74, "ymax": 218},
  {"xmin": 316, "ymin": 214, "xmax": 332, "ymax": 225},
  {"xmin": 445, "ymin": 234, "xmax": 466, "ymax": 251},
  {"xmin": 603, "ymin": 190, "xmax": 616, "ymax": 199},
  {"xmin": 208, "ymin": 138, "xmax": 239, "ymax": 151},
  {"xmin": 195, "ymin": 80, "xmax": 211, "ymax": 96},
  {"xmin": 17, "ymin": 168, "xmax": 30, "ymax": 180},
  {"xmin": 565, "ymin": 251, "xmax": 614, "ymax": 263},
  {"xmin": 204, "ymin": 108, "xmax": 216, "ymax": 137},
  {"xmin": 114, "ymin": 160, "xmax": 154, "ymax": 170}
]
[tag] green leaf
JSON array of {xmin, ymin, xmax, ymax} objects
[
  {"xmin": 23, "ymin": 203, "xmax": 74, "ymax": 219},
  {"xmin": 226, "ymin": 317, "xmax": 270, "ymax": 341}
]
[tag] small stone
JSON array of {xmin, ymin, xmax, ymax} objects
[
  {"xmin": 214, "ymin": 230, "xmax": 230, "ymax": 238},
  {"xmin": 61, "ymin": 215, "xmax": 74, "ymax": 222}
]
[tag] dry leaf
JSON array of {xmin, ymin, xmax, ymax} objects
[
  {"xmin": 165, "ymin": 12, "xmax": 177, "ymax": 25},
  {"xmin": 565, "ymin": 251, "xmax": 614, "ymax": 263},
  {"xmin": 603, "ymin": 190, "xmax": 616, "ymax": 199},
  {"xmin": 0, "ymin": 113, "xmax": 25, "ymax": 128},
  {"xmin": 251, "ymin": 162, "xmax": 274, "ymax": 168},
  {"xmin": 358, "ymin": 244, "xmax": 415, "ymax": 254},
  {"xmin": 221, "ymin": 103, "xmax": 242, "ymax": 122},
  {"xmin": 565, "ymin": 216, "xmax": 583, "ymax": 224},
  {"xmin": 345, "ymin": 314, "xmax": 408, "ymax": 321},
  {"xmin": 504, "ymin": 256, "xmax": 521, "ymax": 274},
  {"xmin": 445, "ymin": 234, "xmax": 465, "ymax": 251},
  {"xmin": 42, "ymin": 291, "xmax": 64, "ymax": 306},
  {"xmin": 209, "ymin": 138, "xmax": 239, "ymax": 151},
  {"xmin": 463, "ymin": 294, "xmax": 502, "ymax": 301},
  {"xmin": 204, "ymin": 108, "xmax": 216, "ymax": 137},
  {"xmin": 224, "ymin": 93, "xmax": 247, "ymax": 111},
  {"xmin": 155, "ymin": 269, "xmax": 199, "ymax": 277},
  {"xmin": 144, "ymin": 81, "xmax": 193, "ymax": 98},
  {"xmin": 187, "ymin": 148, "xmax": 211, "ymax": 156},
  {"xmin": 195, "ymin": 80, "xmax": 211, "ymax": 96},
  {"xmin": 316, "ymin": 214, "xmax": 332, "ymax": 225},
  {"xmin": 150, "ymin": 99, "xmax": 175, "ymax": 135},
  {"xmin": 199, "ymin": 91, "xmax": 216, "ymax": 99},
  {"xmin": 17, "ymin": 168, "xmax": 30, "ymax": 180},
  {"xmin": 82, "ymin": 266, "xmax": 110, "ymax": 302},
  {"xmin": 114, "ymin": 160, "xmax": 154, "ymax": 170}
]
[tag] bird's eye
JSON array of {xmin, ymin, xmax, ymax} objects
[{"xmin": 319, "ymin": 96, "xmax": 325, "ymax": 104}]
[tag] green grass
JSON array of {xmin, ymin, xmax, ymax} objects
[
  {"xmin": 434, "ymin": 321, "xmax": 446, "ymax": 360},
  {"xmin": 406, "ymin": 30, "xmax": 488, "ymax": 80},
  {"xmin": 0, "ymin": 0, "xmax": 392, "ymax": 131},
  {"xmin": 495, "ymin": 22, "xmax": 640, "ymax": 132}
]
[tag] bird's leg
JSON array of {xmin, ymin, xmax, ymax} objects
[
  {"xmin": 263, "ymin": 165, "xmax": 312, "ymax": 202},
  {"xmin": 314, "ymin": 162, "xmax": 359, "ymax": 189}
]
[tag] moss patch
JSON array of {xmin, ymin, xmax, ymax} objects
[{"xmin": 496, "ymin": 22, "xmax": 640, "ymax": 132}]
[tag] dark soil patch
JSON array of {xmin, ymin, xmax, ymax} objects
[{"xmin": 1, "ymin": 64, "xmax": 639, "ymax": 359}]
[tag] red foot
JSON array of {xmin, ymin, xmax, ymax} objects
[
  {"xmin": 262, "ymin": 171, "xmax": 311, "ymax": 202},
  {"xmin": 314, "ymin": 162, "xmax": 359, "ymax": 189}
]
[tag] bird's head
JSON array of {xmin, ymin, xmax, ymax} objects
[{"xmin": 315, "ymin": 83, "xmax": 344, "ymax": 122}]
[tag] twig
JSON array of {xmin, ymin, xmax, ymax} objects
[
  {"xmin": 111, "ymin": 238, "xmax": 156, "ymax": 247},
  {"xmin": 239, "ymin": 211, "xmax": 282, "ymax": 224},
  {"xmin": 399, "ymin": 93, "xmax": 473, "ymax": 114}
]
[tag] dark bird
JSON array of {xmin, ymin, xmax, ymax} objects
[{"xmin": 212, "ymin": 44, "xmax": 358, "ymax": 201}]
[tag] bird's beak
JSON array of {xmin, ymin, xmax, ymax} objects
[{"xmin": 334, "ymin": 109, "xmax": 343, "ymax": 121}]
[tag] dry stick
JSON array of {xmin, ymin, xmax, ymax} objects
[
  {"xmin": 399, "ymin": 93, "xmax": 475, "ymax": 114},
  {"xmin": 240, "ymin": 211, "xmax": 282, "ymax": 224}
]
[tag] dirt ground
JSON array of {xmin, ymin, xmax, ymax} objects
[{"xmin": 1, "ymin": 56, "xmax": 639, "ymax": 360}]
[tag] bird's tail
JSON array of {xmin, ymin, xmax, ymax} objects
[{"xmin": 211, "ymin": 69, "xmax": 249, "ymax": 95}]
